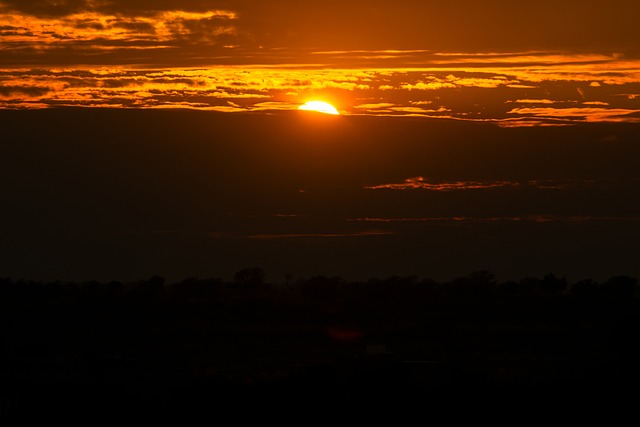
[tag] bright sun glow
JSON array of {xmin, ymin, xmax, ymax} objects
[{"xmin": 298, "ymin": 101, "xmax": 340, "ymax": 115}]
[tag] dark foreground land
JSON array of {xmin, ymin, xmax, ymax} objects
[{"xmin": 1, "ymin": 272, "xmax": 639, "ymax": 423}]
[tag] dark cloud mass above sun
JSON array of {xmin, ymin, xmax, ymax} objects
[
  {"xmin": 0, "ymin": 0, "xmax": 224, "ymax": 16},
  {"xmin": 1, "ymin": 0, "xmax": 639, "ymax": 53}
]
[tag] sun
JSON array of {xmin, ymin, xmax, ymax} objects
[{"xmin": 298, "ymin": 101, "xmax": 340, "ymax": 115}]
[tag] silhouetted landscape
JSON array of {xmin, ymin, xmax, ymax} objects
[
  {"xmin": 1, "ymin": 270, "xmax": 639, "ymax": 423},
  {"xmin": 2, "ymin": 107, "xmax": 640, "ymax": 422}
]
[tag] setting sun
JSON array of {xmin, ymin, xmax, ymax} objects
[{"xmin": 298, "ymin": 101, "xmax": 340, "ymax": 115}]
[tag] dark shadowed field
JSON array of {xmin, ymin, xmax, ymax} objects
[{"xmin": 1, "ymin": 273, "xmax": 639, "ymax": 423}]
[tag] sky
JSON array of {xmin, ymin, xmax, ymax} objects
[
  {"xmin": 1, "ymin": 0, "xmax": 639, "ymax": 123},
  {"xmin": 1, "ymin": 1, "xmax": 640, "ymax": 282}
]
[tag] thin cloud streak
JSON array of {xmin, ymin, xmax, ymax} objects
[
  {"xmin": 207, "ymin": 230, "xmax": 396, "ymax": 240},
  {"xmin": 247, "ymin": 231, "xmax": 395, "ymax": 239},
  {"xmin": 365, "ymin": 177, "xmax": 596, "ymax": 191},
  {"xmin": 366, "ymin": 177, "xmax": 518, "ymax": 191},
  {"xmin": 507, "ymin": 107, "xmax": 640, "ymax": 123},
  {"xmin": 350, "ymin": 216, "xmax": 640, "ymax": 224}
]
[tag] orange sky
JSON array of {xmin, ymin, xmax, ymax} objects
[
  {"xmin": 1, "ymin": 1, "xmax": 639, "ymax": 123},
  {"xmin": 2, "ymin": 1, "xmax": 640, "ymax": 54}
]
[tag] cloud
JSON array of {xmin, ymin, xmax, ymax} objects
[
  {"xmin": 400, "ymin": 74, "xmax": 519, "ymax": 91},
  {"xmin": 365, "ymin": 176, "xmax": 519, "ymax": 191},
  {"xmin": 389, "ymin": 106, "xmax": 449, "ymax": 114},
  {"xmin": 250, "ymin": 101, "xmax": 301, "ymax": 111},
  {"xmin": 0, "ymin": 51, "xmax": 638, "ymax": 124},
  {"xmin": 2, "ymin": 2, "xmax": 640, "ymax": 58},
  {"xmin": 365, "ymin": 177, "xmax": 596, "ymax": 191},
  {"xmin": 350, "ymin": 215, "xmax": 640, "ymax": 224},
  {"xmin": 508, "ymin": 107, "xmax": 640, "ymax": 123},
  {"xmin": 0, "ymin": 1, "xmax": 236, "ymax": 18},
  {"xmin": 0, "ymin": 68, "xmax": 374, "ymax": 109},
  {"xmin": 246, "ymin": 230, "xmax": 395, "ymax": 239},
  {"xmin": 351, "ymin": 102, "xmax": 450, "ymax": 116},
  {"xmin": 207, "ymin": 230, "xmax": 395, "ymax": 239},
  {"xmin": 353, "ymin": 103, "xmax": 396, "ymax": 109},
  {"xmin": 524, "ymin": 180, "xmax": 596, "ymax": 190},
  {"xmin": 0, "ymin": 85, "xmax": 51, "ymax": 97},
  {"xmin": 402, "ymin": 81, "xmax": 456, "ymax": 91},
  {"xmin": 509, "ymin": 99, "xmax": 557, "ymax": 104},
  {"xmin": 0, "ymin": 8, "xmax": 238, "ymax": 54}
]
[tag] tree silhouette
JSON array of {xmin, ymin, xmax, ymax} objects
[
  {"xmin": 602, "ymin": 275, "xmax": 638, "ymax": 298},
  {"xmin": 233, "ymin": 268, "xmax": 266, "ymax": 288}
]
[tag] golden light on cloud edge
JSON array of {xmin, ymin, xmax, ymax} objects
[
  {"xmin": 298, "ymin": 101, "xmax": 340, "ymax": 115},
  {"xmin": 0, "ymin": 51, "xmax": 639, "ymax": 124}
]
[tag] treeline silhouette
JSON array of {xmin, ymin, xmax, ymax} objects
[{"xmin": 1, "ymin": 270, "xmax": 639, "ymax": 423}]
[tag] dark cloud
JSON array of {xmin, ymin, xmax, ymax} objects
[
  {"xmin": 76, "ymin": 22, "xmax": 105, "ymax": 30},
  {"xmin": 0, "ymin": 1, "xmax": 231, "ymax": 17},
  {"xmin": 0, "ymin": 85, "xmax": 51, "ymax": 97},
  {"xmin": 245, "ymin": 231, "xmax": 395, "ymax": 239},
  {"xmin": 163, "ymin": 14, "xmax": 236, "ymax": 43},
  {"xmin": 0, "ymin": 0, "xmax": 90, "ymax": 17},
  {"xmin": 112, "ymin": 21, "xmax": 155, "ymax": 33}
]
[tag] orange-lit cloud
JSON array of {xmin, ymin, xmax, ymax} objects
[
  {"xmin": 402, "ymin": 81, "xmax": 456, "ymax": 91},
  {"xmin": 366, "ymin": 177, "xmax": 518, "ymax": 191},
  {"xmin": 0, "ymin": 50, "xmax": 639, "ymax": 124},
  {"xmin": 365, "ymin": 177, "xmax": 596, "ymax": 191},
  {"xmin": 0, "ymin": 9, "xmax": 237, "ymax": 48},
  {"xmin": 507, "ymin": 107, "xmax": 640, "ymax": 123},
  {"xmin": 510, "ymin": 99, "xmax": 557, "ymax": 104},
  {"xmin": 353, "ymin": 103, "xmax": 396, "ymax": 110}
]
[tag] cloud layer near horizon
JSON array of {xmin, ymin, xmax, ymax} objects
[{"xmin": 1, "ymin": 51, "xmax": 639, "ymax": 124}]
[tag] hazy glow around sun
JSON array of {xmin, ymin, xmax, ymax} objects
[{"xmin": 298, "ymin": 101, "xmax": 340, "ymax": 115}]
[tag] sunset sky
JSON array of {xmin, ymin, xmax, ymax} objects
[{"xmin": 1, "ymin": 1, "xmax": 640, "ymax": 282}]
